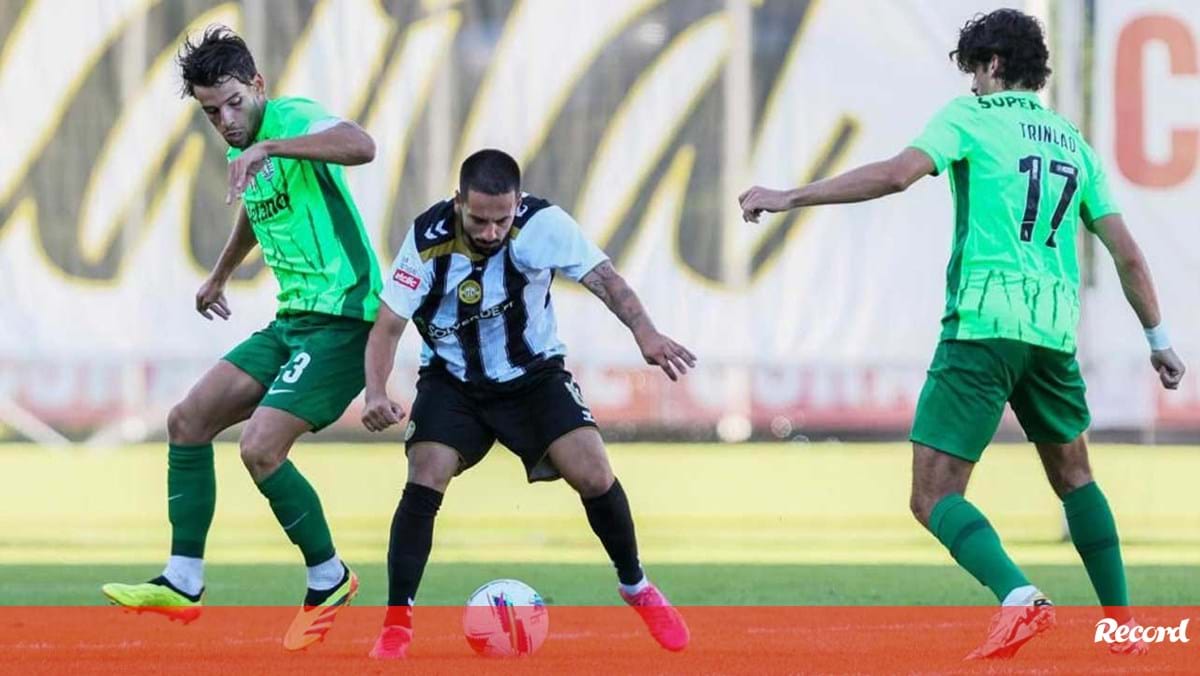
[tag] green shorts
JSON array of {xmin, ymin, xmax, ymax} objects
[
  {"xmin": 223, "ymin": 312, "xmax": 372, "ymax": 431},
  {"xmin": 910, "ymin": 338, "xmax": 1091, "ymax": 462}
]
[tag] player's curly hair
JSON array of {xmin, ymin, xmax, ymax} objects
[
  {"xmin": 950, "ymin": 9, "xmax": 1051, "ymax": 91},
  {"xmin": 177, "ymin": 25, "xmax": 258, "ymax": 98}
]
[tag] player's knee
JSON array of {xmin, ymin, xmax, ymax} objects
[
  {"xmin": 408, "ymin": 456, "xmax": 457, "ymax": 492},
  {"xmin": 909, "ymin": 491, "xmax": 936, "ymax": 528},
  {"xmin": 569, "ymin": 467, "xmax": 614, "ymax": 499},
  {"xmin": 239, "ymin": 430, "xmax": 286, "ymax": 478},
  {"xmin": 167, "ymin": 401, "xmax": 210, "ymax": 445},
  {"xmin": 409, "ymin": 467, "xmax": 453, "ymax": 493}
]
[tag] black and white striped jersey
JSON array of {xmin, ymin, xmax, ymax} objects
[{"xmin": 380, "ymin": 195, "xmax": 608, "ymax": 384}]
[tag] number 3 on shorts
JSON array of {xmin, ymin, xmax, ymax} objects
[
  {"xmin": 281, "ymin": 352, "xmax": 312, "ymax": 384},
  {"xmin": 565, "ymin": 380, "xmax": 595, "ymax": 423}
]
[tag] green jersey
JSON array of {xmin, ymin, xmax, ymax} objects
[
  {"xmin": 909, "ymin": 91, "xmax": 1119, "ymax": 352},
  {"xmin": 227, "ymin": 96, "xmax": 381, "ymax": 321}
]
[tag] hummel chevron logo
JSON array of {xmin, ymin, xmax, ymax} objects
[{"xmin": 424, "ymin": 221, "xmax": 449, "ymax": 239}]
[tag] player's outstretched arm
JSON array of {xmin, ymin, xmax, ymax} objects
[
  {"xmin": 738, "ymin": 148, "xmax": 934, "ymax": 223},
  {"xmin": 580, "ymin": 261, "xmax": 697, "ymax": 381},
  {"xmin": 226, "ymin": 122, "xmax": 376, "ymax": 203},
  {"xmin": 1091, "ymin": 213, "xmax": 1185, "ymax": 389},
  {"xmin": 196, "ymin": 206, "xmax": 257, "ymax": 320},
  {"xmin": 362, "ymin": 303, "xmax": 410, "ymax": 431}
]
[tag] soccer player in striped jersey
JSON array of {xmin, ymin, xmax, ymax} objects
[
  {"xmin": 362, "ymin": 149, "xmax": 696, "ymax": 659},
  {"xmin": 738, "ymin": 9, "xmax": 1184, "ymax": 660},
  {"xmin": 102, "ymin": 26, "xmax": 380, "ymax": 649}
]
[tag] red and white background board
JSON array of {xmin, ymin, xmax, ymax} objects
[{"xmin": 1089, "ymin": 1, "xmax": 1200, "ymax": 433}]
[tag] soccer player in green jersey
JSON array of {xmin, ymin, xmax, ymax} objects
[
  {"xmin": 738, "ymin": 9, "xmax": 1185, "ymax": 659},
  {"xmin": 102, "ymin": 27, "xmax": 382, "ymax": 650}
]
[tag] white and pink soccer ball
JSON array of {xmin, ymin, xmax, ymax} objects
[{"xmin": 462, "ymin": 579, "xmax": 550, "ymax": 657}]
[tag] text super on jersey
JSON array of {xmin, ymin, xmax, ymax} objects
[{"xmin": 380, "ymin": 195, "xmax": 608, "ymax": 384}]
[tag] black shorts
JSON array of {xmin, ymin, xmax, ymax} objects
[{"xmin": 404, "ymin": 359, "xmax": 598, "ymax": 482}]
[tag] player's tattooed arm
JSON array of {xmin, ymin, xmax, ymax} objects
[
  {"xmin": 196, "ymin": 207, "xmax": 257, "ymax": 320},
  {"xmin": 581, "ymin": 262, "xmax": 697, "ymax": 381},
  {"xmin": 581, "ymin": 262, "xmax": 652, "ymax": 333}
]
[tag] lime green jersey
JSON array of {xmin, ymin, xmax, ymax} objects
[
  {"xmin": 909, "ymin": 91, "xmax": 1119, "ymax": 352},
  {"xmin": 227, "ymin": 97, "xmax": 381, "ymax": 321}
]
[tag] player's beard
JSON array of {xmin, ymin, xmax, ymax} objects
[
  {"xmin": 224, "ymin": 130, "xmax": 249, "ymax": 148},
  {"xmin": 227, "ymin": 101, "xmax": 265, "ymax": 149},
  {"xmin": 467, "ymin": 236, "xmax": 503, "ymax": 256}
]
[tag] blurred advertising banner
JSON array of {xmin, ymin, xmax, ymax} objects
[
  {"xmin": 1089, "ymin": 1, "xmax": 1200, "ymax": 432},
  {"xmin": 0, "ymin": 1, "xmax": 1193, "ymax": 438}
]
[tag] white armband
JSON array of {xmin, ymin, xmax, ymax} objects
[{"xmin": 1144, "ymin": 324, "xmax": 1171, "ymax": 351}]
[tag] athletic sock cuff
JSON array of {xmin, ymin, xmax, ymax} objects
[
  {"xmin": 167, "ymin": 443, "xmax": 214, "ymax": 468},
  {"xmin": 1062, "ymin": 481, "xmax": 1104, "ymax": 516},
  {"xmin": 928, "ymin": 493, "xmax": 967, "ymax": 537},
  {"xmin": 401, "ymin": 482, "xmax": 444, "ymax": 517},
  {"xmin": 581, "ymin": 477, "xmax": 623, "ymax": 507},
  {"xmin": 168, "ymin": 443, "xmax": 214, "ymax": 453},
  {"xmin": 256, "ymin": 459, "xmax": 297, "ymax": 495}
]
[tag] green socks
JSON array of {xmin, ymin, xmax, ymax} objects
[
  {"xmin": 1064, "ymin": 482, "xmax": 1130, "ymax": 616},
  {"xmin": 257, "ymin": 460, "xmax": 336, "ymax": 566},
  {"xmin": 929, "ymin": 494, "xmax": 1030, "ymax": 602},
  {"xmin": 167, "ymin": 448, "xmax": 336, "ymax": 570},
  {"xmin": 168, "ymin": 444, "xmax": 217, "ymax": 558},
  {"xmin": 928, "ymin": 485, "xmax": 1131, "ymax": 616}
]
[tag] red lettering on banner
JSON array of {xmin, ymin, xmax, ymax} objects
[
  {"xmin": 392, "ymin": 269, "xmax": 419, "ymax": 290},
  {"xmin": 1115, "ymin": 15, "xmax": 1198, "ymax": 187}
]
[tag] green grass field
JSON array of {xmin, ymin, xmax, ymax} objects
[
  {"xmin": 2, "ymin": 442, "xmax": 1198, "ymax": 606},
  {"xmin": 5, "ymin": 563, "xmax": 1199, "ymax": 606}
]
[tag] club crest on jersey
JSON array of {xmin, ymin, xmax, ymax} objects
[
  {"xmin": 259, "ymin": 157, "xmax": 276, "ymax": 180},
  {"xmin": 458, "ymin": 280, "xmax": 482, "ymax": 304}
]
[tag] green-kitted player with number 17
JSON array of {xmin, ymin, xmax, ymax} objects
[
  {"xmin": 102, "ymin": 26, "xmax": 382, "ymax": 650},
  {"xmin": 739, "ymin": 9, "xmax": 1184, "ymax": 661}
]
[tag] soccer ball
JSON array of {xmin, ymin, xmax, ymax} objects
[{"xmin": 462, "ymin": 579, "xmax": 549, "ymax": 657}]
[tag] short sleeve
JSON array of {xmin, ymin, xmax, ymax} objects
[
  {"xmin": 379, "ymin": 228, "xmax": 431, "ymax": 319},
  {"xmin": 511, "ymin": 205, "xmax": 608, "ymax": 281},
  {"xmin": 908, "ymin": 98, "xmax": 974, "ymax": 176},
  {"xmin": 1079, "ymin": 144, "xmax": 1120, "ymax": 232},
  {"xmin": 274, "ymin": 97, "xmax": 341, "ymax": 139}
]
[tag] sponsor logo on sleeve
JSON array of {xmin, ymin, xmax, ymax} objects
[{"xmin": 392, "ymin": 268, "xmax": 420, "ymax": 290}]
